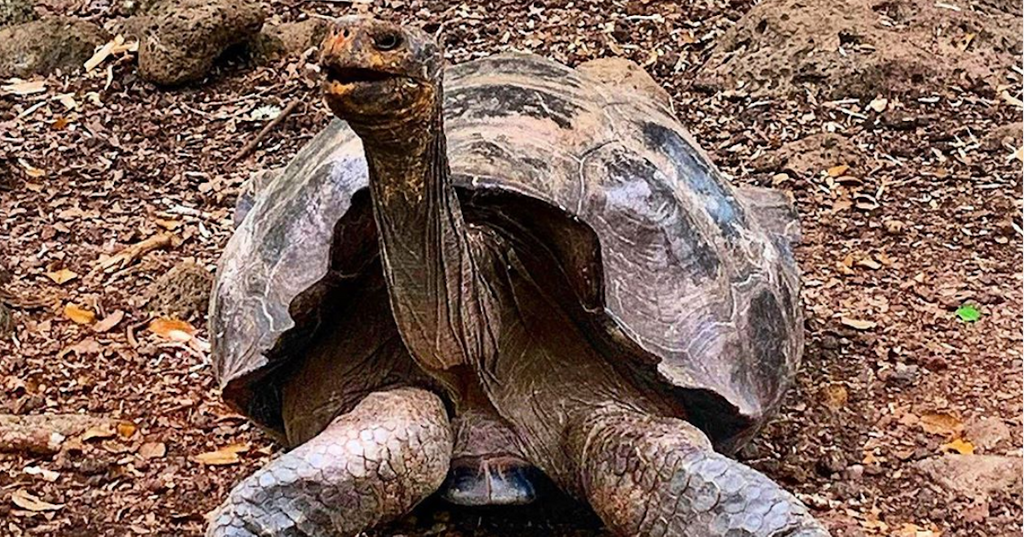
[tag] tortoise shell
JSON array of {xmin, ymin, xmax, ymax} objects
[{"xmin": 210, "ymin": 53, "xmax": 802, "ymax": 452}]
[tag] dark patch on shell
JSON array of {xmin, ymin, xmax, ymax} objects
[
  {"xmin": 445, "ymin": 85, "xmax": 579, "ymax": 129},
  {"xmin": 746, "ymin": 290, "xmax": 788, "ymax": 401},
  {"xmin": 641, "ymin": 122, "xmax": 747, "ymax": 238}
]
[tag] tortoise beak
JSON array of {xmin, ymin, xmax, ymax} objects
[{"xmin": 319, "ymin": 16, "xmax": 411, "ymax": 98}]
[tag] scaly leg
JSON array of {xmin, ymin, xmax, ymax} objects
[
  {"xmin": 566, "ymin": 404, "xmax": 828, "ymax": 537},
  {"xmin": 207, "ymin": 388, "xmax": 452, "ymax": 537}
]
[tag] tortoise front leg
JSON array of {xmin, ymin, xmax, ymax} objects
[
  {"xmin": 565, "ymin": 404, "xmax": 829, "ymax": 537},
  {"xmin": 207, "ymin": 387, "xmax": 452, "ymax": 537}
]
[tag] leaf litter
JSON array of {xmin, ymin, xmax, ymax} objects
[{"xmin": 0, "ymin": 0, "xmax": 1019, "ymax": 535}]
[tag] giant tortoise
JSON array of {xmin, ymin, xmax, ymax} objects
[{"xmin": 207, "ymin": 16, "xmax": 826, "ymax": 537}]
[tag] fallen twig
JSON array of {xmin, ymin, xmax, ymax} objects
[
  {"xmin": 95, "ymin": 233, "xmax": 175, "ymax": 273},
  {"xmin": 0, "ymin": 414, "xmax": 115, "ymax": 455},
  {"xmin": 230, "ymin": 100, "xmax": 302, "ymax": 164}
]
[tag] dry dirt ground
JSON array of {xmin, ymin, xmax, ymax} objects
[{"xmin": 1, "ymin": 0, "xmax": 1022, "ymax": 536}]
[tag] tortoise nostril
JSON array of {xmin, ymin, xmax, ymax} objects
[{"xmin": 342, "ymin": 29, "xmax": 350, "ymax": 38}]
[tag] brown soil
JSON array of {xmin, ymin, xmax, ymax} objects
[
  {"xmin": 694, "ymin": 0, "xmax": 1022, "ymax": 98},
  {"xmin": 0, "ymin": 0, "xmax": 1020, "ymax": 536}
]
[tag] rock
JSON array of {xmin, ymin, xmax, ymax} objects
[
  {"xmin": 142, "ymin": 261, "xmax": 214, "ymax": 319},
  {"xmin": 964, "ymin": 417, "xmax": 1012, "ymax": 454},
  {"xmin": 0, "ymin": 17, "xmax": 109, "ymax": 78},
  {"xmin": 577, "ymin": 56, "xmax": 673, "ymax": 112},
  {"xmin": 249, "ymin": 17, "xmax": 328, "ymax": 64},
  {"xmin": 883, "ymin": 219, "xmax": 905, "ymax": 235},
  {"xmin": 887, "ymin": 362, "xmax": 919, "ymax": 385},
  {"xmin": 133, "ymin": 0, "xmax": 264, "ymax": 86},
  {"xmin": 694, "ymin": 0, "xmax": 1022, "ymax": 98},
  {"xmin": 982, "ymin": 122, "xmax": 1022, "ymax": 152},
  {"xmin": 917, "ymin": 454, "xmax": 1022, "ymax": 499},
  {"xmin": 0, "ymin": 0, "xmax": 36, "ymax": 27},
  {"xmin": 844, "ymin": 463, "xmax": 864, "ymax": 481},
  {"xmin": 816, "ymin": 449, "xmax": 848, "ymax": 476},
  {"xmin": 757, "ymin": 133, "xmax": 863, "ymax": 179}
]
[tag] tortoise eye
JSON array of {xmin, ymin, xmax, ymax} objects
[{"xmin": 373, "ymin": 32, "xmax": 403, "ymax": 51}]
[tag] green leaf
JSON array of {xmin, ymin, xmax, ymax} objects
[{"xmin": 955, "ymin": 304, "xmax": 981, "ymax": 322}]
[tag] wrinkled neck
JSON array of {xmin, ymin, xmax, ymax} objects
[
  {"xmin": 358, "ymin": 102, "xmax": 446, "ymax": 205},
  {"xmin": 356, "ymin": 86, "xmax": 498, "ymax": 374}
]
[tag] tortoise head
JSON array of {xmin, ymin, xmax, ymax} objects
[{"xmin": 320, "ymin": 17, "xmax": 443, "ymax": 134}]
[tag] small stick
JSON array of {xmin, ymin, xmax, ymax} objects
[
  {"xmin": 95, "ymin": 233, "xmax": 174, "ymax": 273},
  {"xmin": 230, "ymin": 100, "xmax": 302, "ymax": 164}
]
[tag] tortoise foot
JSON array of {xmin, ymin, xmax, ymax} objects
[
  {"xmin": 206, "ymin": 388, "xmax": 452, "ymax": 537},
  {"xmin": 566, "ymin": 404, "xmax": 829, "ymax": 537}
]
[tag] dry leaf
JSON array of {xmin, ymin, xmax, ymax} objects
[
  {"xmin": 154, "ymin": 218, "xmax": 183, "ymax": 231},
  {"xmin": 149, "ymin": 318, "xmax": 197, "ymax": 342},
  {"xmin": 58, "ymin": 338, "xmax": 102, "ymax": 358},
  {"xmin": 895, "ymin": 523, "xmax": 941, "ymax": 537},
  {"xmin": 81, "ymin": 423, "xmax": 116, "ymax": 441},
  {"xmin": 823, "ymin": 384, "xmax": 848, "ymax": 410},
  {"xmin": 193, "ymin": 443, "xmax": 250, "ymax": 466},
  {"xmin": 23, "ymin": 466, "xmax": 60, "ymax": 482},
  {"xmin": 920, "ymin": 412, "xmax": 963, "ymax": 437},
  {"xmin": 999, "ymin": 89, "xmax": 1023, "ymax": 108},
  {"xmin": 2, "ymin": 80, "xmax": 46, "ymax": 95},
  {"xmin": 84, "ymin": 37, "xmax": 119, "ymax": 72},
  {"xmin": 942, "ymin": 438, "xmax": 975, "ymax": 455},
  {"xmin": 19, "ymin": 159, "xmax": 46, "ymax": 178},
  {"xmin": 45, "ymin": 269, "xmax": 79, "ymax": 285},
  {"xmin": 64, "ymin": 304, "xmax": 96, "ymax": 325},
  {"xmin": 92, "ymin": 310, "xmax": 124, "ymax": 333},
  {"xmin": 11, "ymin": 489, "xmax": 63, "ymax": 512},
  {"xmin": 55, "ymin": 93, "xmax": 78, "ymax": 111},
  {"xmin": 841, "ymin": 317, "xmax": 877, "ymax": 330},
  {"xmin": 117, "ymin": 421, "xmax": 137, "ymax": 439},
  {"xmin": 827, "ymin": 164, "xmax": 849, "ymax": 177},
  {"xmin": 856, "ymin": 257, "xmax": 882, "ymax": 270},
  {"xmin": 958, "ymin": 32, "xmax": 975, "ymax": 52},
  {"xmin": 139, "ymin": 442, "xmax": 167, "ymax": 459}
]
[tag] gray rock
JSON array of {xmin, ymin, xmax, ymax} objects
[
  {"xmin": 249, "ymin": 18, "xmax": 328, "ymax": 64},
  {"xmin": 964, "ymin": 417, "xmax": 1012, "ymax": 454},
  {"xmin": 0, "ymin": 17, "xmax": 109, "ymax": 78},
  {"xmin": 142, "ymin": 260, "xmax": 214, "ymax": 319},
  {"xmin": 754, "ymin": 133, "xmax": 863, "ymax": 179},
  {"xmin": 134, "ymin": 0, "xmax": 264, "ymax": 86},
  {"xmin": 917, "ymin": 454, "xmax": 1022, "ymax": 498},
  {"xmin": 982, "ymin": 122, "xmax": 1022, "ymax": 152},
  {"xmin": 0, "ymin": 0, "xmax": 36, "ymax": 27}
]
